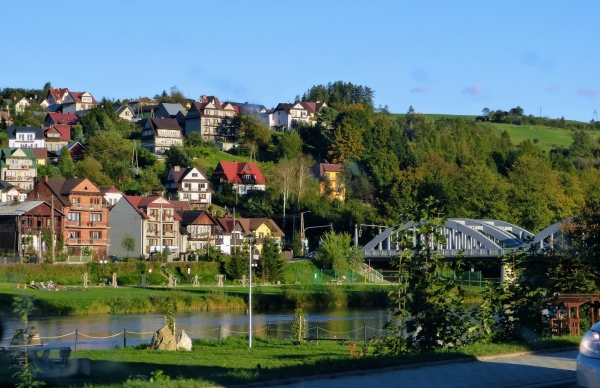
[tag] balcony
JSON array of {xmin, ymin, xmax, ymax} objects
[
  {"xmin": 71, "ymin": 203, "xmax": 105, "ymax": 211},
  {"xmin": 65, "ymin": 238, "xmax": 109, "ymax": 245},
  {"xmin": 66, "ymin": 220, "xmax": 81, "ymax": 227},
  {"xmin": 8, "ymin": 164, "xmax": 32, "ymax": 170}
]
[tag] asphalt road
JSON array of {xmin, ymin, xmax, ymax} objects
[{"xmin": 271, "ymin": 350, "xmax": 579, "ymax": 388}]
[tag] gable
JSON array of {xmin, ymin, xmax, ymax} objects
[
  {"xmin": 183, "ymin": 168, "xmax": 207, "ymax": 180},
  {"xmin": 70, "ymin": 178, "xmax": 102, "ymax": 194},
  {"xmin": 11, "ymin": 148, "xmax": 28, "ymax": 158}
]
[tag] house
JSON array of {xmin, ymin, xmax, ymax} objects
[
  {"xmin": 7, "ymin": 126, "xmax": 46, "ymax": 149},
  {"xmin": 211, "ymin": 161, "xmax": 266, "ymax": 195},
  {"xmin": 46, "ymin": 88, "xmax": 70, "ymax": 105},
  {"xmin": 229, "ymin": 102, "xmax": 267, "ymax": 116},
  {"xmin": 114, "ymin": 106, "xmax": 135, "ymax": 122},
  {"xmin": 179, "ymin": 210, "xmax": 220, "ymax": 252},
  {"xmin": 0, "ymin": 201, "xmax": 64, "ymax": 257},
  {"xmin": 215, "ymin": 215, "xmax": 284, "ymax": 254},
  {"xmin": 61, "ymin": 91, "xmax": 98, "ymax": 114},
  {"xmin": 0, "ymin": 148, "xmax": 38, "ymax": 191},
  {"xmin": 313, "ymin": 162, "xmax": 345, "ymax": 201},
  {"xmin": 0, "ymin": 180, "xmax": 24, "ymax": 202},
  {"xmin": 0, "ymin": 111, "xmax": 12, "ymax": 126},
  {"xmin": 44, "ymin": 112, "xmax": 80, "ymax": 127},
  {"xmin": 262, "ymin": 101, "xmax": 326, "ymax": 131},
  {"xmin": 13, "ymin": 97, "xmax": 30, "ymax": 113},
  {"xmin": 44, "ymin": 125, "xmax": 71, "ymax": 152},
  {"xmin": 155, "ymin": 103, "xmax": 185, "ymax": 119},
  {"xmin": 184, "ymin": 95, "xmax": 237, "ymax": 141},
  {"xmin": 140, "ymin": 118, "xmax": 183, "ymax": 156},
  {"xmin": 100, "ymin": 186, "xmax": 124, "ymax": 208},
  {"xmin": 28, "ymin": 177, "xmax": 110, "ymax": 258},
  {"xmin": 165, "ymin": 166, "xmax": 212, "ymax": 207},
  {"xmin": 108, "ymin": 195, "xmax": 185, "ymax": 260},
  {"xmin": 55, "ymin": 141, "xmax": 86, "ymax": 163},
  {"xmin": 31, "ymin": 148, "xmax": 48, "ymax": 166},
  {"xmin": 127, "ymin": 98, "xmax": 159, "ymax": 119}
]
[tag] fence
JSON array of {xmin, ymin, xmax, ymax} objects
[{"xmin": 1, "ymin": 324, "xmax": 387, "ymax": 350}]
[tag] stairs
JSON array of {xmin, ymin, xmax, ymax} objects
[
  {"xmin": 360, "ymin": 263, "xmax": 384, "ymax": 283},
  {"xmin": 160, "ymin": 264, "xmax": 180, "ymax": 287}
]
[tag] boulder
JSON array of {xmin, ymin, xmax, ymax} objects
[
  {"xmin": 176, "ymin": 330, "xmax": 192, "ymax": 351},
  {"xmin": 150, "ymin": 325, "xmax": 177, "ymax": 351}
]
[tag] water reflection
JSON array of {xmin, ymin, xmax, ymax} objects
[{"xmin": 0, "ymin": 308, "xmax": 396, "ymax": 350}]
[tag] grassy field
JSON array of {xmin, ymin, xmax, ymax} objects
[
  {"xmin": 491, "ymin": 122, "xmax": 600, "ymax": 151},
  {"xmin": 0, "ymin": 335, "xmax": 580, "ymax": 387},
  {"xmin": 201, "ymin": 149, "xmax": 251, "ymax": 170}
]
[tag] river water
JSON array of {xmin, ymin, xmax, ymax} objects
[{"xmin": 0, "ymin": 308, "xmax": 397, "ymax": 349}]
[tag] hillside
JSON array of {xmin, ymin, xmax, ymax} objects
[{"xmin": 393, "ymin": 113, "xmax": 600, "ymax": 151}]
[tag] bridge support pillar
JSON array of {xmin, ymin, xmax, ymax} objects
[{"xmin": 501, "ymin": 263, "xmax": 516, "ymax": 284}]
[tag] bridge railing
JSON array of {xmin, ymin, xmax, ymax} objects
[{"xmin": 362, "ymin": 248, "xmax": 517, "ymax": 258}]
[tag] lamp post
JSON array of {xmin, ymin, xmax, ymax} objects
[{"xmin": 245, "ymin": 233, "xmax": 255, "ymax": 348}]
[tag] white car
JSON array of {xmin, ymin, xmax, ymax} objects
[{"xmin": 577, "ymin": 321, "xmax": 600, "ymax": 387}]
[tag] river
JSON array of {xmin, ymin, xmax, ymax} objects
[{"xmin": 0, "ymin": 308, "xmax": 397, "ymax": 349}]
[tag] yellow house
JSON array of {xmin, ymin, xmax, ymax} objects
[
  {"xmin": 313, "ymin": 163, "xmax": 345, "ymax": 201},
  {"xmin": 216, "ymin": 215, "xmax": 285, "ymax": 254}
]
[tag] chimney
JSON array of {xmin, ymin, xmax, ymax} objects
[{"xmin": 174, "ymin": 166, "xmax": 180, "ymax": 172}]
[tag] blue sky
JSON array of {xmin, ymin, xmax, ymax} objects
[{"xmin": 3, "ymin": 1, "xmax": 599, "ymax": 121}]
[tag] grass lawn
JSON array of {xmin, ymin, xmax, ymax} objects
[
  {"xmin": 202, "ymin": 150, "xmax": 251, "ymax": 170},
  {"xmin": 490, "ymin": 123, "xmax": 600, "ymax": 151},
  {"xmin": 0, "ymin": 335, "xmax": 580, "ymax": 387}
]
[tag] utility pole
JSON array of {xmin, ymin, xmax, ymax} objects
[
  {"xmin": 160, "ymin": 205, "xmax": 163, "ymax": 258},
  {"xmin": 232, "ymin": 207, "xmax": 236, "ymax": 253},
  {"xmin": 51, "ymin": 195, "xmax": 55, "ymax": 262}
]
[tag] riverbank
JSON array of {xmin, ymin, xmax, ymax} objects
[
  {"xmin": 0, "ymin": 282, "xmax": 484, "ymax": 317},
  {"xmin": 0, "ymin": 335, "xmax": 580, "ymax": 387}
]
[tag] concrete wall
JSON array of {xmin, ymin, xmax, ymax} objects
[{"xmin": 108, "ymin": 198, "xmax": 142, "ymax": 258}]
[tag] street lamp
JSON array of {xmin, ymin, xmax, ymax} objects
[{"xmin": 245, "ymin": 233, "xmax": 255, "ymax": 348}]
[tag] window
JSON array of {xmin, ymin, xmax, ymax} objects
[
  {"xmin": 91, "ymin": 197, "xmax": 101, "ymax": 205},
  {"xmin": 68, "ymin": 212, "xmax": 80, "ymax": 221},
  {"xmin": 200, "ymin": 194, "xmax": 206, "ymax": 199},
  {"xmin": 82, "ymin": 96, "xmax": 92, "ymax": 103},
  {"xmin": 184, "ymin": 183, "xmax": 190, "ymax": 188},
  {"xmin": 68, "ymin": 231, "xmax": 80, "ymax": 239},
  {"xmin": 192, "ymin": 173, "xmax": 198, "ymax": 178},
  {"xmin": 200, "ymin": 183, "xmax": 205, "ymax": 188},
  {"xmin": 90, "ymin": 213, "xmax": 102, "ymax": 222},
  {"xmin": 90, "ymin": 231, "xmax": 102, "ymax": 239},
  {"xmin": 72, "ymin": 197, "xmax": 80, "ymax": 204}
]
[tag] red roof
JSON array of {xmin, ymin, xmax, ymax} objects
[
  {"xmin": 123, "ymin": 195, "xmax": 183, "ymax": 221},
  {"xmin": 46, "ymin": 112, "xmax": 80, "ymax": 125},
  {"xmin": 45, "ymin": 125, "xmax": 72, "ymax": 141},
  {"xmin": 68, "ymin": 91, "xmax": 98, "ymax": 104},
  {"xmin": 48, "ymin": 88, "xmax": 69, "ymax": 103},
  {"xmin": 213, "ymin": 161, "xmax": 267, "ymax": 185}
]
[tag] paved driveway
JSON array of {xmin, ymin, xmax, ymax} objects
[{"xmin": 274, "ymin": 350, "xmax": 578, "ymax": 388}]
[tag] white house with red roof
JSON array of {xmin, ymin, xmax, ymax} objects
[
  {"xmin": 165, "ymin": 166, "xmax": 213, "ymax": 207},
  {"xmin": 108, "ymin": 195, "xmax": 185, "ymax": 260},
  {"xmin": 61, "ymin": 91, "xmax": 98, "ymax": 114},
  {"xmin": 262, "ymin": 101, "xmax": 326, "ymax": 131},
  {"xmin": 99, "ymin": 186, "xmax": 124, "ymax": 208},
  {"xmin": 211, "ymin": 161, "xmax": 266, "ymax": 195}
]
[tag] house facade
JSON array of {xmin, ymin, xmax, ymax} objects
[
  {"xmin": 0, "ymin": 201, "xmax": 64, "ymax": 257},
  {"xmin": 28, "ymin": 177, "xmax": 110, "ymax": 258},
  {"xmin": 165, "ymin": 166, "xmax": 212, "ymax": 207},
  {"xmin": 8, "ymin": 126, "xmax": 46, "ymax": 149},
  {"xmin": 13, "ymin": 98, "xmax": 30, "ymax": 113},
  {"xmin": 0, "ymin": 148, "xmax": 38, "ymax": 191},
  {"xmin": 184, "ymin": 95, "xmax": 237, "ymax": 141},
  {"xmin": 313, "ymin": 162, "xmax": 345, "ymax": 201},
  {"xmin": 211, "ymin": 161, "xmax": 266, "ymax": 195},
  {"xmin": 108, "ymin": 196, "xmax": 184, "ymax": 260},
  {"xmin": 100, "ymin": 186, "xmax": 123, "ymax": 208},
  {"xmin": 262, "ymin": 101, "xmax": 326, "ymax": 130},
  {"xmin": 140, "ymin": 118, "xmax": 183, "ymax": 155},
  {"xmin": 215, "ymin": 215, "xmax": 284, "ymax": 254},
  {"xmin": 44, "ymin": 113, "xmax": 80, "ymax": 127},
  {"xmin": 0, "ymin": 181, "xmax": 24, "ymax": 202},
  {"xmin": 180, "ymin": 210, "xmax": 220, "ymax": 252},
  {"xmin": 44, "ymin": 125, "xmax": 71, "ymax": 152},
  {"xmin": 46, "ymin": 88, "xmax": 70, "ymax": 105},
  {"xmin": 114, "ymin": 106, "xmax": 135, "ymax": 121},
  {"xmin": 61, "ymin": 91, "xmax": 98, "ymax": 114}
]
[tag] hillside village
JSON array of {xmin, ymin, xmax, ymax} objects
[
  {"xmin": 0, "ymin": 85, "xmax": 345, "ymax": 262},
  {"xmin": 0, "ymin": 81, "xmax": 600, "ymax": 265}
]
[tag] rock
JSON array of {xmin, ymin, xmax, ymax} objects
[
  {"xmin": 150, "ymin": 325, "xmax": 177, "ymax": 351},
  {"xmin": 176, "ymin": 330, "xmax": 192, "ymax": 351}
]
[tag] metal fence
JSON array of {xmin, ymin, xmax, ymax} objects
[{"xmin": 1, "ymin": 324, "xmax": 386, "ymax": 350}]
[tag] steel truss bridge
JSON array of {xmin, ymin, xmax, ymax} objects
[{"xmin": 360, "ymin": 218, "xmax": 563, "ymax": 262}]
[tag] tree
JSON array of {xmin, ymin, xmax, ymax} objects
[
  {"xmin": 57, "ymin": 146, "xmax": 75, "ymax": 178},
  {"xmin": 121, "ymin": 234, "xmax": 135, "ymax": 259},
  {"xmin": 316, "ymin": 231, "xmax": 358, "ymax": 272},
  {"xmin": 74, "ymin": 157, "xmax": 113, "ymax": 187},
  {"xmin": 164, "ymin": 145, "xmax": 192, "ymax": 170},
  {"xmin": 184, "ymin": 132, "xmax": 204, "ymax": 148},
  {"xmin": 137, "ymin": 169, "xmax": 163, "ymax": 195},
  {"xmin": 278, "ymin": 130, "xmax": 303, "ymax": 159},
  {"xmin": 256, "ymin": 237, "xmax": 284, "ymax": 282},
  {"xmin": 225, "ymin": 242, "xmax": 249, "ymax": 280},
  {"xmin": 270, "ymin": 158, "xmax": 297, "ymax": 223}
]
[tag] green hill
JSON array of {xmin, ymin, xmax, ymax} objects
[{"xmin": 393, "ymin": 113, "xmax": 600, "ymax": 151}]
